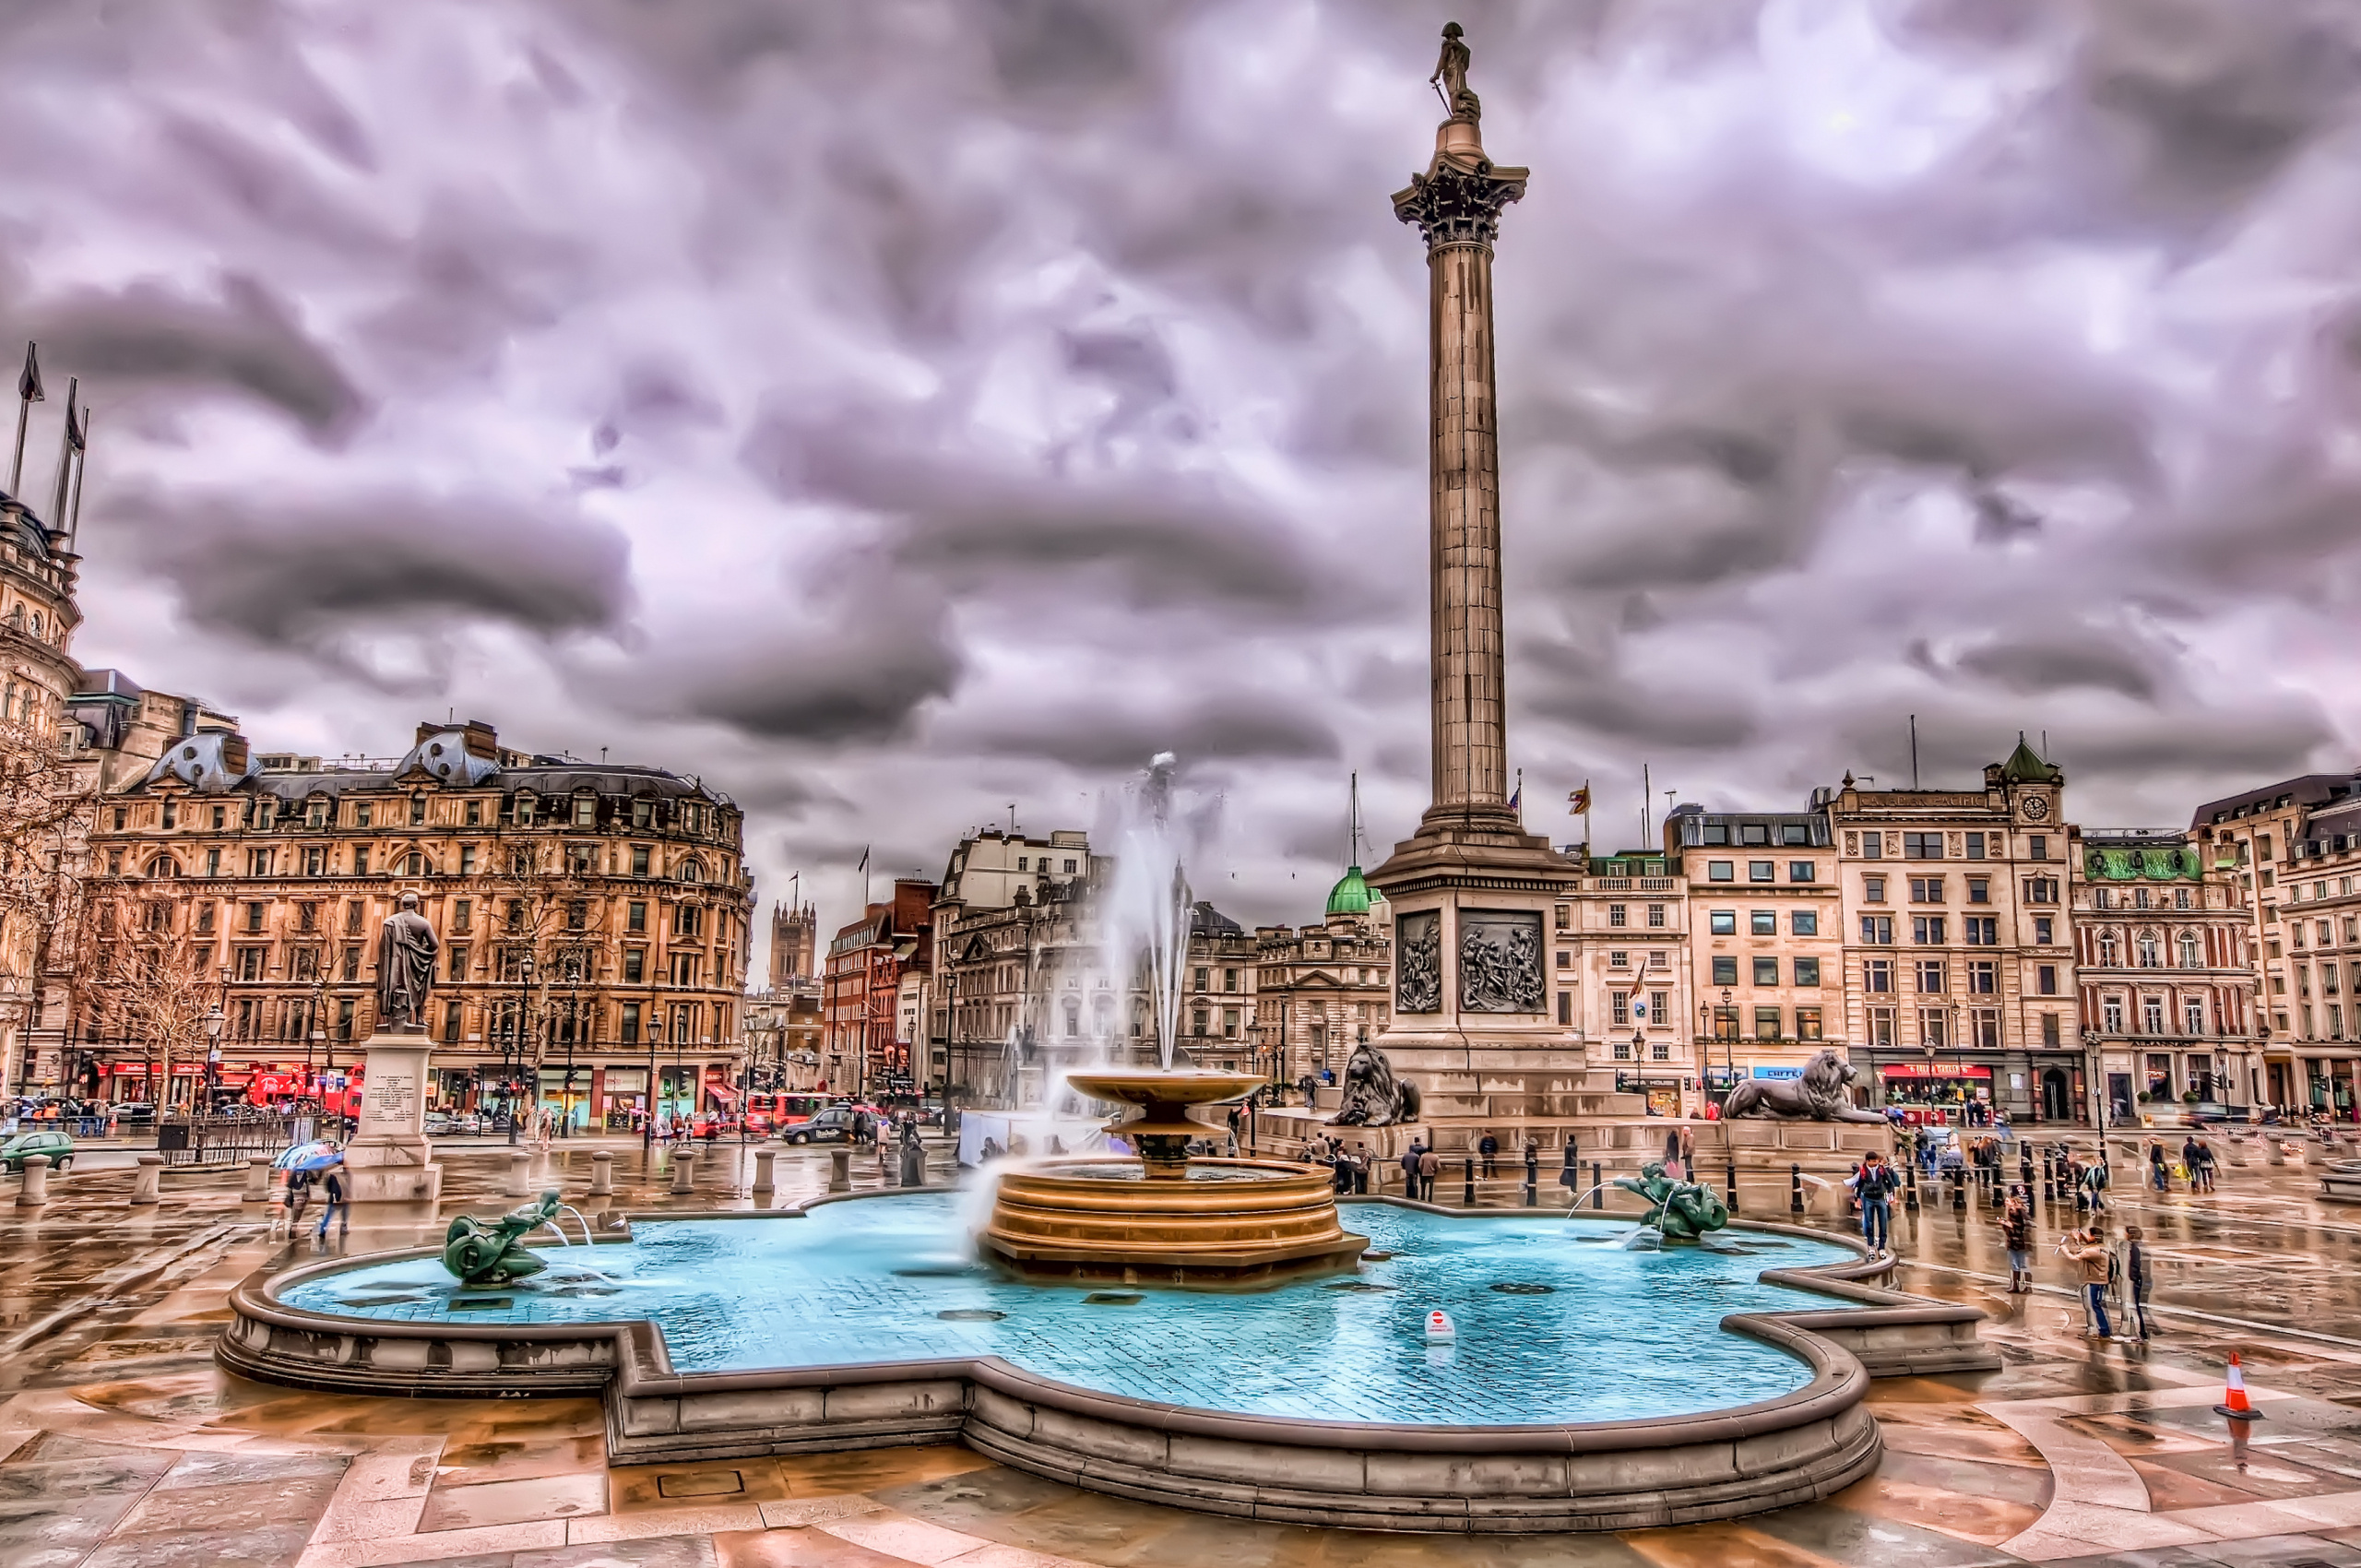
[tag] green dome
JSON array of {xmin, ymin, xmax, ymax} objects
[{"xmin": 1326, "ymin": 864, "xmax": 1375, "ymax": 917}]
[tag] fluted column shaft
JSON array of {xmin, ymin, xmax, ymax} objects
[{"xmin": 1428, "ymin": 238, "xmax": 1505, "ymax": 812}]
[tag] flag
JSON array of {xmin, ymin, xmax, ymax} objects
[
  {"xmin": 1568, "ymin": 785, "xmax": 1590, "ymax": 815},
  {"xmin": 63, "ymin": 399, "xmax": 82, "ymax": 452},
  {"xmin": 16, "ymin": 343, "xmax": 40, "ymax": 405},
  {"xmin": 1508, "ymin": 780, "xmax": 1521, "ymax": 812},
  {"xmin": 856, "ymin": 845, "xmax": 869, "ymax": 873}
]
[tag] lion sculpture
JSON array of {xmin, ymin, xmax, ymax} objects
[
  {"xmin": 1721, "ymin": 1048, "xmax": 1887, "ymax": 1124},
  {"xmin": 1327, "ymin": 1039, "xmax": 1422, "ymax": 1127}
]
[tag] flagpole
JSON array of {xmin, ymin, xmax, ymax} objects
[
  {"xmin": 1583, "ymin": 778, "xmax": 1592, "ymax": 863},
  {"xmin": 65, "ymin": 404, "xmax": 88, "ymax": 549},
  {"xmin": 8, "ymin": 342, "xmax": 39, "ymax": 495},
  {"xmin": 46, "ymin": 376, "xmax": 77, "ymax": 529},
  {"xmin": 1514, "ymin": 768, "xmax": 1524, "ymax": 831}
]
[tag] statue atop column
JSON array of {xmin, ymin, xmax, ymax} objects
[
  {"xmin": 1430, "ymin": 21, "xmax": 1478, "ymax": 123},
  {"xmin": 376, "ymin": 890, "xmax": 439, "ymax": 1032}
]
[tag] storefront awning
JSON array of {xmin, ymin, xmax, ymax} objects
[{"xmin": 706, "ymin": 1083, "xmax": 739, "ymax": 1104}]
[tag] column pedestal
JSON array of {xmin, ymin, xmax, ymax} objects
[{"xmin": 342, "ymin": 1030, "xmax": 444, "ymax": 1205}]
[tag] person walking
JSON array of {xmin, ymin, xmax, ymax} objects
[
  {"xmin": 284, "ymin": 1170, "xmax": 314, "ymax": 1234},
  {"xmin": 1999, "ymin": 1183, "xmax": 2034, "ymax": 1293},
  {"xmin": 1401, "ymin": 1142, "xmax": 1425, "ymax": 1200},
  {"xmin": 2148, "ymin": 1140, "xmax": 2170, "ymax": 1193},
  {"xmin": 1352, "ymin": 1144, "xmax": 1370, "ymax": 1195},
  {"xmin": 2123, "ymin": 1224, "xmax": 2153, "ymax": 1339},
  {"xmin": 1856, "ymin": 1150, "xmax": 1899, "ymax": 1252},
  {"xmin": 1418, "ymin": 1146, "xmax": 1442, "ymax": 1205},
  {"xmin": 2193, "ymin": 1137, "xmax": 2218, "ymax": 1193},
  {"xmin": 1478, "ymin": 1132, "xmax": 1500, "ymax": 1180},
  {"xmin": 2078, "ymin": 1153, "xmax": 2109, "ymax": 1215},
  {"xmin": 315, "ymin": 1157, "xmax": 348, "ymax": 1241},
  {"xmin": 2061, "ymin": 1219, "xmax": 2118, "ymax": 1338}
]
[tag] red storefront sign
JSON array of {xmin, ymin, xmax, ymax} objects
[{"xmin": 1880, "ymin": 1062, "xmax": 1992, "ymax": 1079}]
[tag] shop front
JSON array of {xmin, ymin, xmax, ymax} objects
[{"xmin": 603, "ymin": 1067, "xmax": 648, "ymax": 1130}]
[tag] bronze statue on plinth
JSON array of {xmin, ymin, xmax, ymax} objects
[
  {"xmin": 1327, "ymin": 1039, "xmax": 1422, "ymax": 1127},
  {"xmin": 1722, "ymin": 1049, "xmax": 1890, "ymax": 1124},
  {"xmin": 377, "ymin": 891, "xmax": 439, "ymax": 1032}
]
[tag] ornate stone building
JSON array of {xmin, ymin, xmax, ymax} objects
[
  {"xmin": 2072, "ymin": 828, "xmax": 2253, "ymax": 1121},
  {"xmin": 2189, "ymin": 770, "xmax": 2361, "ymax": 1112},
  {"xmin": 0, "ymin": 477, "xmax": 89, "ymax": 1098},
  {"xmin": 1548, "ymin": 847, "xmax": 1694, "ymax": 1115},
  {"xmin": 76, "ymin": 715, "xmax": 753, "ymax": 1123},
  {"xmin": 1823, "ymin": 741, "xmax": 2082, "ymax": 1122},
  {"xmin": 1663, "ymin": 807, "xmax": 1840, "ymax": 1103},
  {"xmin": 768, "ymin": 897, "xmax": 817, "ymax": 987},
  {"xmin": 1253, "ymin": 864, "xmax": 1393, "ymax": 1089},
  {"xmin": 820, "ymin": 879, "xmax": 935, "ymax": 1097}
]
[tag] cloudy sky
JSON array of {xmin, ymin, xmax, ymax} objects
[{"xmin": 6, "ymin": 0, "xmax": 2361, "ymax": 954}]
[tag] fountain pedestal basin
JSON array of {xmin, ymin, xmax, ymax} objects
[{"xmin": 979, "ymin": 1070, "xmax": 1369, "ymax": 1285}]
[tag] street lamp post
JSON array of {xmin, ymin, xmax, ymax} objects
[
  {"xmin": 203, "ymin": 1003, "xmax": 225, "ymax": 1116},
  {"xmin": 511, "ymin": 956, "xmax": 534, "ymax": 1145}
]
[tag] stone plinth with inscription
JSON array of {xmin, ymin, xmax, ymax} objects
[{"xmin": 342, "ymin": 1030, "xmax": 444, "ymax": 1205}]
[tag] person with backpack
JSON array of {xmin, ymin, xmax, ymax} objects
[
  {"xmin": 1400, "ymin": 1142, "xmax": 1425, "ymax": 1200},
  {"xmin": 2078, "ymin": 1154, "xmax": 2109, "ymax": 1214},
  {"xmin": 1999, "ymin": 1183, "xmax": 2034, "ymax": 1293},
  {"xmin": 2147, "ymin": 1140, "xmax": 2170, "ymax": 1193},
  {"xmin": 1856, "ymin": 1150, "xmax": 1900, "ymax": 1252},
  {"xmin": 315, "ymin": 1156, "xmax": 348, "ymax": 1241}
]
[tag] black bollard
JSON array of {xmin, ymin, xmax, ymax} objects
[
  {"xmin": 2021, "ymin": 1146, "xmax": 2034, "ymax": 1194},
  {"xmin": 1524, "ymin": 1149, "xmax": 1538, "ymax": 1207},
  {"xmin": 1904, "ymin": 1158, "xmax": 1919, "ymax": 1214},
  {"xmin": 1790, "ymin": 1162, "xmax": 1804, "ymax": 1214},
  {"xmin": 1726, "ymin": 1158, "xmax": 1738, "ymax": 1214},
  {"xmin": 1463, "ymin": 1156, "xmax": 1475, "ymax": 1207},
  {"xmin": 1592, "ymin": 1161, "xmax": 1604, "ymax": 1210},
  {"xmin": 1952, "ymin": 1168, "xmax": 1966, "ymax": 1210},
  {"xmin": 2041, "ymin": 1148, "xmax": 2055, "ymax": 1202}
]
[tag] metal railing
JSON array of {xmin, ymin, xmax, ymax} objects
[{"xmin": 155, "ymin": 1114, "xmax": 294, "ymax": 1167}]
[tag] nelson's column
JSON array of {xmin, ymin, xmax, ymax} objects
[{"xmin": 1366, "ymin": 26, "xmax": 1612, "ymax": 1129}]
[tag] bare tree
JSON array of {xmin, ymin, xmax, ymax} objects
[
  {"xmin": 476, "ymin": 837, "xmax": 611, "ymax": 1132},
  {"xmin": 72, "ymin": 885, "xmax": 215, "ymax": 1109},
  {"xmin": 0, "ymin": 714, "xmax": 98, "ymax": 1094}
]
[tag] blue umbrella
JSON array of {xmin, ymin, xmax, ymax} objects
[{"xmin": 274, "ymin": 1141, "xmax": 343, "ymax": 1172}]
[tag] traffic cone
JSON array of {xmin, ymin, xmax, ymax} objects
[{"xmin": 2213, "ymin": 1351, "xmax": 2266, "ymax": 1420}]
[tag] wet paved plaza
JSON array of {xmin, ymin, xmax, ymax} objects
[{"xmin": 10, "ymin": 1136, "xmax": 2361, "ymax": 1565}]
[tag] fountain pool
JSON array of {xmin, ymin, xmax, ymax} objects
[{"xmin": 281, "ymin": 1194, "xmax": 1850, "ymax": 1426}]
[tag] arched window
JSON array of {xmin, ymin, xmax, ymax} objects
[
  {"xmin": 2177, "ymin": 932, "xmax": 2202, "ymax": 968},
  {"xmin": 2136, "ymin": 931, "xmax": 2161, "ymax": 968},
  {"xmin": 2096, "ymin": 929, "xmax": 2121, "ymax": 967},
  {"xmin": 146, "ymin": 856, "xmax": 179, "ymax": 879},
  {"xmin": 678, "ymin": 859, "xmax": 706, "ymax": 885},
  {"xmin": 402, "ymin": 850, "xmax": 428, "ymax": 877}
]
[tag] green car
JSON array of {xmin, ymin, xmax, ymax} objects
[{"xmin": 0, "ymin": 1130, "xmax": 72, "ymax": 1172}]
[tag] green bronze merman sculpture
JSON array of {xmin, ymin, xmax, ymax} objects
[
  {"xmin": 1613, "ymin": 1161, "xmax": 1729, "ymax": 1241},
  {"xmin": 442, "ymin": 1190, "xmax": 563, "ymax": 1284}
]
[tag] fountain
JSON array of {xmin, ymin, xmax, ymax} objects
[{"xmin": 979, "ymin": 757, "xmax": 1368, "ymax": 1284}]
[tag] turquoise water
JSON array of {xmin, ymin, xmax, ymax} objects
[{"xmin": 281, "ymin": 1195, "xmax": 1856, "ymax": 1425}]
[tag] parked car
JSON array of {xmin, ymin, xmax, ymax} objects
[
  {"xmin": 112, "ymin": 1101, "xmax": 157, "ymax": 1122},
  {"xmin": 423, "ymin": 1112, "xmax": 456, "ymax": 1135},
  {"xmin": 0, "ymin": 1130, "xmax": 73, "ymax": 1172},
  {"xmin": 780, "ymin": 1108, "xmax": 859, "ymax": 1146}
]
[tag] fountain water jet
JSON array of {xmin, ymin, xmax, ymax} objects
[{"xmin": 977, "ymin": 755, "xmax": 1368, "ymax": 1285}]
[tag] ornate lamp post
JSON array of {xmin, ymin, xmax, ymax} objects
[
  {"xmin": 203, "ymin": 1004, "xmax": 225, "ymax": 1115},
  {"xmin": 509, "ymin": 955, "xmax": 534, "ymax": 1145}
]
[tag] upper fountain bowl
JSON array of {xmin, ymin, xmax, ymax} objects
[{"xmin": 1064, "ymin": 1069, "xmax": 1264, "ymax": 1111}]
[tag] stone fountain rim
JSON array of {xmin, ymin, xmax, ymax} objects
[{"xmin": 225, "ymin": 1189, "xmax": 1978, "ymax": 1446}]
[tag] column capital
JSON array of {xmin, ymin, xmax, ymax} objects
[{"xmin": 1393, "ymin": 152, "xmax": 1529, "ymax": 251}]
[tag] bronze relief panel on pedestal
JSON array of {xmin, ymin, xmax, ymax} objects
[
  {"xmin": 1395, "ymin": 910, "xmax": 1442, "ymax": 1014},
  {"xmin": 1460, "ymin": 909, "xmax": 1544, "ymax": 1013}
]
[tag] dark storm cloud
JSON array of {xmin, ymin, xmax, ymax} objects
[
  {"xmin": 743, "ymin": 406, "xmax": 1332, "ymax": 617},
  {"xmin": 113, "ymin": 489, "xmax": 631, "ymax": 657},
  {"xmin": 943, "ymin": 689, "xmax": 1338, "ymax": 771},
  {"xmin": 30, "ymin": 274, "xmax": 365, "ymax": 440},
  {"xmin": 1952, "ymin": 629, "xmax": 2166, "ymax": 700}
]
